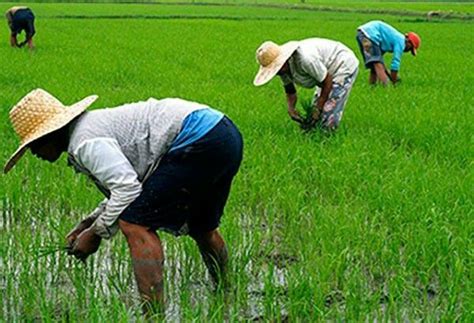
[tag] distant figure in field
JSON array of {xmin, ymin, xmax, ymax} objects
[
  {"xmin": 5, "ymin": 6, "xmax": 36, "ymax": 49},
  {"xmin": 356, "ymin": 20, "xmax": 421, "ymax": 85},
  {"xmin": 427, "ymin": 10, "xmax": 441, "ymax": 20},
  {"xmin": 4, "ymin": 89, "xmax": 243, "ymax": 312},
  {"xmin": 253, "ymin": 38, "xmax": 359, "ymax": 131}
]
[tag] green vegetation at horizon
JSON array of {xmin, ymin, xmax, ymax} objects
[
  {"xmin": 0, "ymin": 2, "xmax": 472, "ymax": 321},
  {"xmin": 0, "ymin": 0, "xmax": 474, "ymax": 15}
]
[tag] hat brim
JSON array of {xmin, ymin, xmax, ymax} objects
[
  {"xmin": 3, "ymin": 94, "xmax": 98, "ymax": 174},
  {"xmin": 411, "ymin": 48, "xmax": 417, "ymax": 56},
  {"xmin": 253, "ymin": 41, "xmax": 299, "ymax": 86}
]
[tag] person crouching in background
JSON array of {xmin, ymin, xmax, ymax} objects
[{"xmin": 5, "ymin": 6, "xmax": 36, "ymax": 49}]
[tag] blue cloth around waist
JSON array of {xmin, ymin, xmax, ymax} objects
[{"xmin": 169, "ymin": 108, "xmax": 224, "ymax": 152}]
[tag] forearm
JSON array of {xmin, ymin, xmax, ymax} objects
[
  {"xmin": 66, "ymin": 200, "xmax": 107, "ymax": 247},
  {"xmin": 75, "ymin": 216, "xmax": 96, "ymax": 232},
  {"xmin": 77, "ymin": 201, "xmax": 106, "ymax": 230},
  {"xmin": 286, "ymin": 92, "xmax": 303, "ymax": 123},
  {"xmin": 66, "ymin": 216, "xmax": 96, "ymax": 248},
  {"xmin": 92, "ymin": 186, "xmax": 142, "ymax": 239},
  {"xmin": 73, "ymin": 138, "xmax": 143, "ymax": 239},
  {"xmin": 286, "ymin": 92, "xmax": 297, "ymax": 111},
  {"xmin": 390, "ymin": 70, "xmax": 399, "ymax": 84},
  {"xmin": 284, "ymin": 83, "xmax": 297, "ymax": 109},
  {"xmin": 315, "ymin": 74, "xmax": 333, "ymax": 111},
  {"xmin": 316, "ymin": 91, "xmax": 330, "ymax": 110}
]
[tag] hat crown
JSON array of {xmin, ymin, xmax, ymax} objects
[
  {"xmin": 4, "ymin": 89, "xmax": 98, "ymax": 174},
  {"xmin": 256, "ymin": 41, "xmax": 282, "ymax": 67},
  {"xmin": 406, "ymin": 32, "xmax": 421, "ymax": 49},
  {"xmin": 9, "ymin": 89, "xmax": 66, "ymax": 143}
]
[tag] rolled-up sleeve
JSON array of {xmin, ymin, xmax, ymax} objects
[
  {"xmin": 87, "ymin": 199, "xmax": 107, "ymax": 220},
  {"xmin": 73, "ymin": 138, "xmax": 143, "ymax": 239}
]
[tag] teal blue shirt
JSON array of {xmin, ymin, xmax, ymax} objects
[
  {"xmin": 169, "ymin": 108, "xmax": 224, "ymax": 152},
  {"xmin": 359, "ymin": 20, "xmax": 405, "ymax": 71}
]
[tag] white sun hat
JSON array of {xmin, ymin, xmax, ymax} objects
[
  {"xmin": 253, "ymin": 40, "xmax": 299, "ymax": 86},
  {"xmin": 4, "ymin": 89, "xmax": 98, "ymax": 173}
]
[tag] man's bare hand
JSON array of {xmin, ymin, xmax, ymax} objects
[
  {"xmin": 288, "ymin": 109, "xmax": 304, "ymax": 124},
  {"xmin": 68, "ymin": 228, "xmax": 102, "ymax": 261},
  {"xmin": 309, "ymin": 106, "xmax": 323, "ymax": 126},
  {"xmin": 66, "ymin": 216, "xmax": 96, "ymax": 250},
  {"xmin": 298, "ymin": 106, "xmax": 322, "ymax": 131}
]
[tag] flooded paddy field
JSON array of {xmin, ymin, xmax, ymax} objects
[{"xmin": 0, "ymin": 1, "xmax": 472, "ymax": 321}]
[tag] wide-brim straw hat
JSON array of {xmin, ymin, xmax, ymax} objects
[
  {"xmin": 4, "ymin": 89, "xmax": 98, "ymax": 174},
  {"xmin": 253, "ymin": 40, "xmax": 300, "ymax": 86}
]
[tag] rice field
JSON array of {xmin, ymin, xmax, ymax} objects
[{"xmin": 0, "ymin": 1, "xmax": 473, "ymax": 321}]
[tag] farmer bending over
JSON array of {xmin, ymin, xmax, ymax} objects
[
  {"xmin": 5, "ymin": 6, "xmax": 36, "ymax": 49},
  {"xmin": 356, "ymin": 20, "xmax": 421, "ymax": 85},
  {"xmin": 253, "ymin": 38, "xmax": 359, "ymax": 131},
  {"xmin": 4, "ymin": 89, "xmax": 243, "ymax": 311}
]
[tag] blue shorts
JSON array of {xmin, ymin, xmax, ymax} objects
[
  {"xmin": 356, "ymin": 30, "xmax": 384, "ymax": 68},
  {"xmin": 120, "ymin": 116, "xmax": 243, "ymax": 236}
]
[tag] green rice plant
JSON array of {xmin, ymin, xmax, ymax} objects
[
  {"xmin": 31, "ymin": 244, "xmax": 68, "ymax": 259},
  {"xmin": 0, "ymin": 2, "xmax": 472, "ymax": 321},
  {"xmin": 298, "ymin": 97, "xmax": 314, "ymax": 124}
]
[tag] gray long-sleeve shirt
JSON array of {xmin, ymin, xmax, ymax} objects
[{"xmin": 67, "ymin": 97, "xmax": 208, "ymax": 239}]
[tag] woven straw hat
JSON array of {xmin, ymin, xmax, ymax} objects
[
  {"xmin": 4, "ymin": 89, "xmax": 98, "ymax": 173},
  {"xmin": 253, "ymin": 40, "xmax": 299, "ymax": 86}
]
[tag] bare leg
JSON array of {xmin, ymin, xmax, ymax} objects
[
  {"xmin": 27, "ymin": 38, "xmax": 34, "ymax": 50},
  {"xmin": 369, "ymin": 67, "xmax": 377, "ymax": 85},
  {"xmin": 191, "ymin": 229, "xmax": 228, "ymax": 287},
  {"xmin": 373, "ymin": 62, "xmax": 388, "ymax": 85},
  {"xmin": 119, "ymin": 219, "xmax": 164, "ymax": 314}
]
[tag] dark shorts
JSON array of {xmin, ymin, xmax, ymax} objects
[
  {"xmin": 11, "ymin": 9, "xmax": 35, "ymax": 38},
  {"xmin": 120, "ymin": 116, "xmax": 243, "ymax": 236},
  {"xmin": 356, "ymin": 30, "xmax": 383, "ymax": 68}
]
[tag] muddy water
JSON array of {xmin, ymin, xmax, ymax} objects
[
  {"xmin": 245, "ymin": 261, "xmax": 289, "ymax": 321},
  {"xmin": 1, "ymin": 212, "xmax": 292, "ymax": 321}
]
